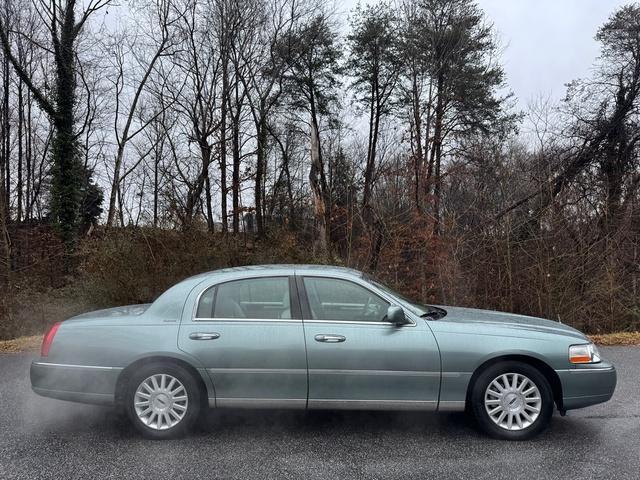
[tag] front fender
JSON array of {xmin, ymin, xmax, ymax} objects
[{"xmin": 429, "ymin": 322, "xmax": 574, "ymax": 408}]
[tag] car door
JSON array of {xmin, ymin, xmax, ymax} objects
[
  {"xmin": 299, "ymin": 274, "xmax": 441, "ymax": 410},
  {"xmin": 178, "ymin": 275, "xmax": 307, "ymax": 408}
]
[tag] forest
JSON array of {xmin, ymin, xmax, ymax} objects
[{"xmin": 0, "ymin": 0, "xmax": 639, "ymax": 339}]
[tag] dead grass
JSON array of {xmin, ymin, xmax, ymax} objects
[
  {"xmin": 589, "ymin": 332, "xmax": 640, "ymax": 346},
  {"xmin": 0, "ymin": 335, "xmax": 41, "ymax": 353}
]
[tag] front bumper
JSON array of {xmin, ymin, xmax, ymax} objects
[
  {"xmin": 557, "ymin": 361, "xmax": 617, "ymax": 410},
  {"xmin": 30, "ymin": 361, "xmax": 121, "ymax": 406}
]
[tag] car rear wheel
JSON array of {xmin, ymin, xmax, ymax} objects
[
  {"xmin": 125, "ymin": 363, "xmax": 201, "ymax": 439},
  {"xmin": 471, "ymin": 361, "xmax": 553, "ymax": 440}
]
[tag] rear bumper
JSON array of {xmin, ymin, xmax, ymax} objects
[
  {"xmin": 557, "ymin": 362, "xmax": 617, "ymax": 410},
  {"xmin": 30, "ymin": 361, "xmax": 121, "ymax": 406}
]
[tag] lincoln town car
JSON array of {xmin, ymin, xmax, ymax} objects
[{"xmin": 30, "ymin": 265, "xmax": 617, "ymax": 440}]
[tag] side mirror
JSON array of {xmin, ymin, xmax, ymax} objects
[{"xmin": 386, "ymin": 306, "xmax": 409, "ymax": 326}]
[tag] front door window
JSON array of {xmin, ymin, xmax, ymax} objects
[{"xmin": 302, "ymin": 277, "xmax": 388, "ymax": 322}]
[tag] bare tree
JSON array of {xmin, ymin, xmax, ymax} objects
[
  {"xmin": 105, "ymin": 0, "xmax": 181, "ymax": 226},
  {"xmin": 238, "ymin": 0, "xmax": 300, "ymax": 235},
  {"xmin": 161, "ymin": 0, "xmax": 223, "ymax": 230}
]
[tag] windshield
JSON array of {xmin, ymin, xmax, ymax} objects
[{"xmin": 367, "ymin": 277, "xmax": 446, "ymax": 319}]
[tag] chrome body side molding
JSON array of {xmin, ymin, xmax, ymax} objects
[{"xmin": 307, "ymin": 399, "xmax": 438, "ymax": 411}]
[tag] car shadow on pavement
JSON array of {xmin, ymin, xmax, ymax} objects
[{"xmin": 191, "ymin": 408, "xmax": 480, "ymax": 439}]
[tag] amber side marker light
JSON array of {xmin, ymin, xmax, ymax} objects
[
  {"xmin": 41, "ymin": 322, "xmax": 61, "ymax": 357},
  {"xmin": 569, "ymin": 343, "xmax": 601, "ymax": 364}
]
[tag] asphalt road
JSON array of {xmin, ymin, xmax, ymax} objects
[{"xmin": 1, "ymin": 348, "xmax": 638, "ymax": 480}]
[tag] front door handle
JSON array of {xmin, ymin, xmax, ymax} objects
[
  {"xmin": 189, "ymin": 332, "xmax": 220, "ymax": 340},
  {"xmin": 315, "ymin": 334, "xmax": 346, "ymax": 343}
]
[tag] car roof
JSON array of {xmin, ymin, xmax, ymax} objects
[{"xmin": 191, "ymin": 264, "xmax": 364, "ymax": 280}]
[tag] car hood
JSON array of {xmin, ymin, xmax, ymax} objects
[{"xmin": 436, "ymin": 305, "xmax": 588, "ymax": 340}]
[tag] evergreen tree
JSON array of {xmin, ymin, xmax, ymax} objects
[
  {"xmin": 0, "ymin": 1, "xmax": 110, "ymax": 247},
  {"xmin": 406, "ymin": 0, "xmax": 512, "ymax": 233},
  {"xmin": 278, "ymin": 14, "xmax": 343, "ymax": 255},
  {"xmin": 347, "ymin": 1, "xmax": 401, "ymax": 223}
]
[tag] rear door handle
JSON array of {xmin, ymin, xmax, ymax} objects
[
  {"xmin": 189, "ymin": 332, "xmax": 220, "ymax": 340},
  {"xmin": 314, "ymin": 334, "xmax": 346, "ymax": 343}
]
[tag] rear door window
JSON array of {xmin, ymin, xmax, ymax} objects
[{"xmin": 196, "ymin": 277, "xmax": 292, "ymax": 320}]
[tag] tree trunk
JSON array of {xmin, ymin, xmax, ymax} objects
[
  {"xmin": 2, "ymin": 52, "xmax": 9, "ymax": 221},
  {"xmin": 362, "ymin": 77, "xmax": 384, "ymax": 270},
  {"xmin": 0, "ymin": 190, "xmax": 10, "ymax": 283},
  {"xmin": 411, "ymin": 69, "xmax": 423, "ymax": 211},
  {"xmin": 230, "ymin": 93, "xmax": 241, "ymax": 234},
  {"xmin": 25, "ymin": 90, "xmax": 32, "ymax": 220},
  {"xmin": 284, "ymin": 157, "xmax": 294, "ymax": 229},
  {"xmin": 362, "ymin": 81, "xmax": 376, "ymax": 220},
  {"xmin": 255, "ymin": 113, "xmax": 267, "ymax": 235},
  {"xmin": 430, "ymin": 73, "xmax": 445, "ymax": 236},
  {"xmin": 205, "ymin": 173, "xmax": 214, "ymax": 232},
  {"xmin": 117, "ymin": 183, "xmax": 125, "ymax": 227},
  {"xmin": 309, "ymin": 108, "xmax": 331, "ymax": 259},
  {"xmin": 153, "ymin": 146, "xmax": 159, "ymax": 228},
  {"xmin": 0, "ymin": 51, "xmax": 7, "ymax": 280},
  {"xmin": 601, "ymin": 147, "xmax": 625, "ymax": 236},
  {"xmin": 422, "ymin": 78, "xmax": 433, "ymax": 199},
  {"xmin": 219, "ymin": 51, "xmax": 229, "ymax": 234},
  {"xmin": 50, "ymin": 23, "xmax": 82, "ymax": 244},
  {"xmin": 183, "ymin": 141, "xmax": 212, "ymax": 229},
  {"xmin": 16, "ymin": 80, "xmax": 23, "ymax": 222},
  {"xmin": 107, "ymin": 148, "xmax": 124, "ymax": 227}
]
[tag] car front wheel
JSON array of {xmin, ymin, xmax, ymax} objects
[
  {"xmin": 471, "ymin": 361, "xmax": 554, "ymax": 440},
  {"xmin": 125, "ymin": 363, "xmax": 201, "ymax": 439}
]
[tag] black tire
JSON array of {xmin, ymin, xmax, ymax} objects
[
  {"xmin": 470, "ymin": 361, "xmax": 553, "ymax": 440},
  {"xmin": 124, "ymin": 362, "xmax": 201, "ymax": 440}
]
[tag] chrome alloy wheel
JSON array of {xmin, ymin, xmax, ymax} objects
[
  {"xmin": 134, "ymin": 374, "xmax": 188, "ymax": 430},
  {"xmin": 484, "ymin": 373, "xmax": 542, "ymax": 431}
]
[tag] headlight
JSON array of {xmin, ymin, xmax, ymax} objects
[{"xmin": 569, "ymin": 343, "xmax": 601, "ymax": 364}]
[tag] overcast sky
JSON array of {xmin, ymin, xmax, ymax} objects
[{"xmin": 339, "ymin": 0, "xmax": 631, "ymax": 109}]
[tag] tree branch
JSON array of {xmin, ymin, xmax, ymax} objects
[{"xmin": 0, "ymin": 16, "xmax": 57, "ymax": 118}]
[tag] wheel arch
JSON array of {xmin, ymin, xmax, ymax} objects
[
  {"xmin": 465, "ymin": 354, "xmax": 564, "ymax": 411},
  {"xmin": 114, "ymin": 355, "xmax": 211, "ymax": 408}
]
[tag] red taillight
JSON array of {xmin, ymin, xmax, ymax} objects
[{"xmin": 41, "ymin": 322, "xmax": 61, "ymax": 357}]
